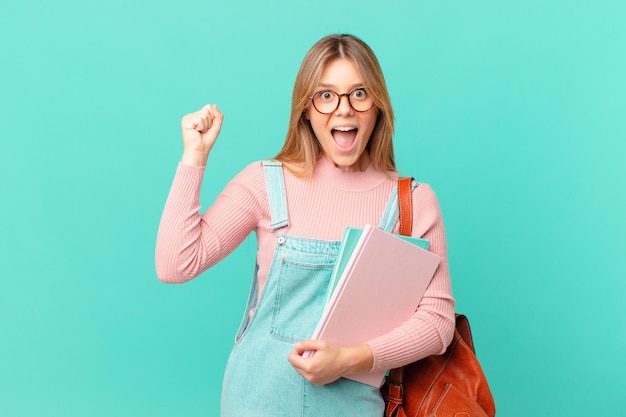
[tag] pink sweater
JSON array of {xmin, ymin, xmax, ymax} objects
[{"xmin": 155, "ymin": 156, "xmax": 455, "ymax": 373}]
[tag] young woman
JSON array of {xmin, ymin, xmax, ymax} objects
[{"xmin": 156, "ymin": 34, "xmax": 455, "ymax": 416}]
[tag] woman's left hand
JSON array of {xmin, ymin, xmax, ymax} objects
[{"xmin": 288, "ymin": 340, "xmax": 374, "ymax": 386}]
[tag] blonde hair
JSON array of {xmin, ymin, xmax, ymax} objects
[{"xmin": 274, "ymin": 34, "xmax": 395, "ymax": 177}]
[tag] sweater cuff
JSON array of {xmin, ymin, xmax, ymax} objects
[
  {"xmin": 367, "ymin": 328, "xmax": 444, "ymax": 373},
  {"xmin": 368, "ymin": 334, "xmax": 414, "ymax": 373},
  {"xmin": 178, "ymin": 161, "xmax": 207, "ymax": 172}
]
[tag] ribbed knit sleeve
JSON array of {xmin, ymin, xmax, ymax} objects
[
  {"xmin": 367, "ymin": 183, "xmax": 456, "ymax": 372},
  {"xmin": 155, "ymin": 162, "xmax": 267, "ymax": 283}
]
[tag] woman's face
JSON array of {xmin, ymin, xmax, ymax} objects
[{"xmin": 306, "ymin": 58, "xmax": 378, "ymax": 172}]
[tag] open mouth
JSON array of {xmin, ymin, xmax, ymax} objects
[{"xmin": 331, "ymin": 127, "xmax": 358, "ymax": 151}]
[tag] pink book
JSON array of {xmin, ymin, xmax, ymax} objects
[{"xmin": 310, "ymin": 224, "xmax": 441, "ymax": 386}]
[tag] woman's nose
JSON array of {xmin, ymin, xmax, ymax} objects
[{"xmin": 334, "ymin": 94, "xmax": 354, "ymax": 116}]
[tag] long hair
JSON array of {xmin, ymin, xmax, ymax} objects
[{"xmin": 274, "ymin": 34, "xmax": 395, "ymax": 177}]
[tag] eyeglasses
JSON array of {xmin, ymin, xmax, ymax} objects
[{"xmin": 309, "ymin": 88, "xmax": 375, "ymax": 114}]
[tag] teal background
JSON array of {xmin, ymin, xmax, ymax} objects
[{"xmin": 1, "ymin": 0, "xmax": 625, "ymax": 415}]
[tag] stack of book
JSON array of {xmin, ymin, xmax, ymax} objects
[{"xmin": 308, "ymin": 224, "xmax": 441, "ymax": 386}]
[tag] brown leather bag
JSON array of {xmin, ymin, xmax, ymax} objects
[{"xmin": 380, "ymin": 178, "xmax": 496, "ymax": 417}]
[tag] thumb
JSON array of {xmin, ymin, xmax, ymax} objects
[
  {"xmin": 205, "ymin": 105, "xmax": 224, "ymax": 140},
  {"xmin": 294, "ymin": 339, "xmax": 324, "ymax": 353},
  {"xmin": 209, "ymin": 104, "xmax": 224, "ymax": 127}
]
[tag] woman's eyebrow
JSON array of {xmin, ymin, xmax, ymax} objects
[{"xmin": 317, "ymin": 83, "xmax": 365, "ymax": 90}]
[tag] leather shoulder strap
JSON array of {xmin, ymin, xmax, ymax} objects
[
  {"xmin": 398, "ymin": 177, "xmax": 414, "ymax": 237},
  {"xmin": 455, "ymin": 314, "xmax": 476, "ymax": 353},
  {"xmin": 388, "ymin": 176, "xmax": 414, "ymax": 388}
]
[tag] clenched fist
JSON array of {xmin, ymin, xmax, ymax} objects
[{"xmin": 180, "ymin": 104, "xmax": 224, "ymax": 166}]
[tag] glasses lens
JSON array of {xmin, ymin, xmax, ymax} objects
[
  {"xmin": 349, "ymin": 89, "xmax": 373, "ymax": 112},
  {"xmin": 313, "ymin": 91, "xmax": 338, "ymax": 114}
]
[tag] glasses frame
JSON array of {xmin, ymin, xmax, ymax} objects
[{"xmin": 309, "ymin": 88, "xmax": 375, "ymax": 115}]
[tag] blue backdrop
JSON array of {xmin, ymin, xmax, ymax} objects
[{"xmin": 1, "ymin": 0, "xmax": 625, "ymax": 415}]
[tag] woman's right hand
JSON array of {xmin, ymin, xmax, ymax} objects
[{"xmin": 180, "ymin": 104, "xmax": 224, "ymax": 167}]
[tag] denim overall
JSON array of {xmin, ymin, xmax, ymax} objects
[{"xmin": 221, "ymin": 161, "xmax": 409, "ymax": 417}]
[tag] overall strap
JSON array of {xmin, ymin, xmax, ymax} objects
[
  {"xmin": 378, "ymin": 177, "xmax": 418, "ymax": 234},
  {"xmin": 261, "ymin": 160, "xmax": 289, "ymax": 231}
]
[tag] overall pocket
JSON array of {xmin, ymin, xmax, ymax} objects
[{"xmin": 270, "ymin": 256, "xmax": 334, "ymax": 343}]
